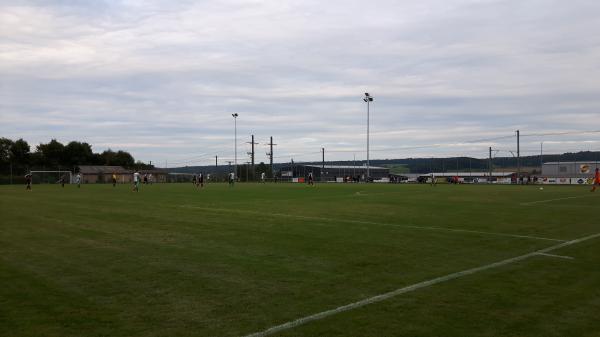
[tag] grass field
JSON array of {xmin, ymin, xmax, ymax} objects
[{"xmin": 1, "ymin": 182, "xmax": 599, "ymax": 337}]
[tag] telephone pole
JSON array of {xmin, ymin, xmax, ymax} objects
[
  {"xmin": 232, "ymin": 113, "xmax": 239, "ymax": 180},
  {"xmin": 321, "ymin": 147, "xmax": 325, "ymax": 182},
  {"xmin": 363, "ymin": 92, "xmax": 374, "ymax": 182},
  {"xmin": 247, "ymin": 135, "xmax": 258, "ymax": 181},
  {"xmin": 489, "ymin": 147, "xmax": 493, "ymax": 184},
  {"xmin": 215, "ymin": 155, "xmax": 218, "ymax": 167},
  {"xmin": 516, "ymin": 129, "xmax": 521, "ymax": 184},
  {"xmin": 266, "ymin": 136, "xmax": 277, "ymax": 178}
]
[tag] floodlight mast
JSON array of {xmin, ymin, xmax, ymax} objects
[
  {"xmin": 232, "ymin": 113, "xmax": 239, "ymax": 180},
  {"xmin": 363, "ymin": 93, "xmax": 374, "ymax": 182}
]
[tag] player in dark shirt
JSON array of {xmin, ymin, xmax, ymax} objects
[{"xmin": 25, "ymin": 173, "xmax": 32, "ymax": 190}]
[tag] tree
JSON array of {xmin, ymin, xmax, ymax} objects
[
  {"xmin": 134, "ymin": 161, "xmax": 154, "ymax": 170},
  {"xmin": 0, "ymin": 138, "xmax": 14, "ymax": 174},
  {"xmin": 114, "ymin": 151, "xmax": 135, "ymax": 168},
  {"xmin": 255, "ymin": 162, "xmax": 271, "ymax": 177},
  {"xmin": 10, "ymin": 138, "xmax": 31, "ymax": 167},
  {"xmin": 0, "ymin": 138, "xmax": 13, "ymax": 164},
  {"xmin": 63, "ymin": 141, "xmax": 94, "ymax": 167},
  {"xmin": 100, "ymin": 149, "xmax": 117, "ymax": 165},
  {"xmin": 101, "ymin": 150, "xmax": 135, "ymax": 168},
  {"xmin": 36, "ymin": 139, "xmax": 65, "ymax": 167}
]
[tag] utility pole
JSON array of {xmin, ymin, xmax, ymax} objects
[
  {"xmin": 540, "ymin": 142, "xmax": 543, "ymax": 174},
  {"xmin": 215, "ymin": 155, "xmax": 218, "ymax": 167},
  {"xmin": 489, "ymin": 147, "xmax": 493, "ymax": 184},
  {"xmin": 247, "ymin": 135, "xmax": 258, "ymax": 181},
  {"xmin": 321, "ymin": 147, "xmax": 325, "ymax": 182},
  {"xmin": 266, "ymin": 136, "xmax": 277, "ymax": 178},
  {"xmin": 226, "ymin": 160, "xmax": 233, "ymax": 178},
  {"xmin": 363, "ymin": 92, "xmax": 374, "ymax": 182},
  {"xmin": 516, "ymin": 129, "xmax": 520, "ymax": 184},
  {"xmin": 232, "ymin": 113, "xmax": 239, "ymax": 180}
]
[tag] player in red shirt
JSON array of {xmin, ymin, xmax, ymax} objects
[{"xmin": 592, "ymin": 168, "xmax": 600, "ymax": 192}]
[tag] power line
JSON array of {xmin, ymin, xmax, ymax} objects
[{"xmin": 520, "ymin": 130, "xmax": 600, "ymax": 137}]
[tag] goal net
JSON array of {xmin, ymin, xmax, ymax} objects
[{"xmin": 30, "ymin": 171, "xmax": 73, "ymax": 184}]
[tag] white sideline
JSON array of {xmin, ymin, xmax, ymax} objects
[
  {"xmin": 180, "ymin": 205, "xmax": 565, "ymax": 242},
  {"xmin": 242, "ymin": 232, "xmax": 600, "ymax": 337},
  {"xmin": 535, "ymin": 252, "xmax": 575, "ymax": 260},
  {"xmin": 520, "ymin": 195, "xmax": 591, "ymax": 206}
]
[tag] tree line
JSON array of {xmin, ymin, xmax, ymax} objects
[{"xmin": 0, "ymin": 138, "xmax": 153, "ymax": 177}]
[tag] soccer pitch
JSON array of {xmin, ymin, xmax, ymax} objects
[{"xmin": 1, "ymin": 183, "xmax": 599, "ymax": 337}]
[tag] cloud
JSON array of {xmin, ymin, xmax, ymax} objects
[{"xmin": 1, "ymin": 0, "xmax": 599, "ymax": 165}]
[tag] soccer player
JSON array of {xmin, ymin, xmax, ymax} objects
[
  {"xmin": 229, "ymin": 172, "xmax": 235, "ymax": 187},
  {"xmin": 192, "ymin": 174, "xmax": 197, "ymax": 186},
  {"xmin": 59, "ymin": 174, "xmax": 66, "ymax": 188},
  {"xmin": 198, "ymin": 173, "xmax": 204, "ymax": 188},
  {"xmin": 261, "ymin": 172, "xmax": 266, "ymax": 183},
  {"xmin": 112, "ymin": 173, "xmax": 117, "ymax": 187},
  {"xmin": 133, "ymin": 171, "xmax": 140, "ymax": 192},
  {"xmin": 25, "ymin": 173, "xmax": 32, "ymax": 190},
  {"xmin": 592, "ymin": 168, "xmax": 600, "ymax": 192},
  {"xmin": 308, "ymin": 172, "xmax": 314, "ymax": 186},
  {"xmin": 75, "ymin": 173, "xmax": 81, "ymax": 188}
]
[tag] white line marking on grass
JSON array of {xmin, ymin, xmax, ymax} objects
[
  {"xmin": 242, "ymin": 232, "xmax": 600, "ymax": 337},
  {"xmin": 180, "ymin": 205, "xmax": 566, "ymax": 243},
  {"xmin": 520, "ymin": 195, "xmax": 591, "ymax": 206},
  {"xmin": 535, "ymin": 252, "xmax": 575, "ymax": 260}
]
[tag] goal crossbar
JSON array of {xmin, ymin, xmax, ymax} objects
[{"xmin": 30, "ymin": 170, "xmax": 73, "ymax": 184}]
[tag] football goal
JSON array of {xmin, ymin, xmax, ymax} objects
[{"xmin": 30, "ymin": 170, "xmax": 73, "ymax": 184}]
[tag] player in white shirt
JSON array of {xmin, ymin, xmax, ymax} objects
[
  {"xmin": 75, "ymin": 173, "xmax": 81, "ymax": 188},
  {"xmin": 261, "ymin": 172, "xmax": 266, "ymax": 183},
  {"xmin": 133, "ymin": 171, "xmax": 140, "ymax": 192},
  {"xmin": 229, "ymin": 172, "xmax": 235, "ymax": 187}
]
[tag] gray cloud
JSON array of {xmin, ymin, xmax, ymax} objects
[{"xmin": 1, "ymin": 0, "xmax": 599, "ymax": 165}]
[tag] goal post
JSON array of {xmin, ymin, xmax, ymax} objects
[{"xmin": 30, "ymin": 170, "xmax": 73, "ymax": 184}]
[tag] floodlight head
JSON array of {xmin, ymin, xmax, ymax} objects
[
  {"xmin": 368, "ymin": 97, "xmax": 374, "ymax": 101},
  {"xmin": 365, "ymin": 93, "xmax": 370, "ymax": 97},
  {"xmin": 232, "ymin": 113, "xmax": 238, "ymax": 117},
  {"xmin": 363, "ymin": 98, "xmax": 368, "ymax": 102}
]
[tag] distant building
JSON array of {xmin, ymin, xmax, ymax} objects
[
  {"xmin": 139, "ymin": 169, "xmax": 168, "ymax": 183},
  {"xmin": 278, "ymin": 164, "xmax": 390, "ymax": 182},
  {"xmin": 542, "ymin": 161, "xmax": 600, "ymax": 178},
  {"xmin": 77, "ymin": 166, "xmax": 168, "ymax": 183},
  {"xmin": 78, "ymin": 165, "xmax": 132, "ymax": 184},
  {"xmin": 415, "ymin": 172, "xmax": 516, "ymax": 183}
]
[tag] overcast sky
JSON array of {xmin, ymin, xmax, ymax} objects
[{"xmin": 1, "ymin": 0, "xmax": 599, "ymax": 166}]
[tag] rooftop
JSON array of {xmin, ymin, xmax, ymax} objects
[{"xmin": 78, "ymin": 165, "xmax": 131, "ymax": 174}]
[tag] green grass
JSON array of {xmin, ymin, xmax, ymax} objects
[{"xmin": 1, "ymin": 183, "xmax": 599, "ymax": 337}]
